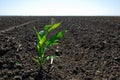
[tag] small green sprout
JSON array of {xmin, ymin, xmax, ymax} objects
[
  {"xmin": 33, "ymin": 22, "xmax": 67, "ymax": 69},
  {"xmin": 15, "ymin": 61, "xmax": 20, "ymax": 65}
]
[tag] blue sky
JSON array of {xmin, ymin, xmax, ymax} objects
[{"xmin": 0, "ymin": 0, "xmax": 120, "ymax": 16}]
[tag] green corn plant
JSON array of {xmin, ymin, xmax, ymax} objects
[
  {"xmin": 33, "ymin": 22, "xmax": 67, "ymax": 69},
  {"xmin": 15, "ymin": 61, "xmax": 20, "ymax": 65}
]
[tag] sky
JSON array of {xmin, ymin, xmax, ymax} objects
[{"xmin": 0, "ymin": 0, "xmax": 120, "ymax": 16}]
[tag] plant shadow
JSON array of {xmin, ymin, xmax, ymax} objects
[{"xmin": 35, "ymin": 69, "xmax": 52, "ymax": 80}]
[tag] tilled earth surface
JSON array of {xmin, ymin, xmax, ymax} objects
[{"xmin": 0, "ymin": 16, "xmax": 120, "ymax": 80}]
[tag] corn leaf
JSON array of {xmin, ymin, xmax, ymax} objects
[
  {"xmin": 37, "ymin": 42, "xmax": 42, "ymax": 56},
  {"xmin": 40, "ymin": 35, "xmax": 46, "ymax": 45},
  {"xmin": 45, "ymin": 39, "xmax": 58, "ymax": 48},
  {"xmin": 37, "ymin": 43, "xmax": 45, "ymax": 58},
  {"xmin": 45, "ymin": 30, "xmax": 67, "ymax": 48},
  {"xmin": 48, "ymin": 23, "xmax": 61, "ymax": 32},
  {"xmin": 45, "ymin": 35, "xmax": 57, "ymax": 48},
  {"xmin": 44, "ymin": 25, "xmax": 52, "ymax": 31},
  {"xmin": 56, "ymin": 30, "xmax": 67, "ymax": 39},
  {"xmin": 33, "ymin": 26, "xmax": 41, "ymax": 41},
  {"xmin": 39, "ymin": 30, "xmax": 44, "ymax": 37},
  {"xmin": 32, "ymin": 57, "xmax": 40, "ymax": 65},
  {"xmin": 46, "ymin": 55, "xmax": 59, "ymax": 61},
  {"xmin": 52, "ymin": 40, "xmax": 59, "ymax": 45},
  {"xmin": 40, "ymin": 47, "xmax": 45, "ymax": 58}
]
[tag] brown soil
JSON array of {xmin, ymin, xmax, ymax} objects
[{"xmin": 0, "ymin": 16, "xmax": 120, "ymax": 80}]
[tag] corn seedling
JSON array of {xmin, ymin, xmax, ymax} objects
[
  {"xmin": 33, "ymin": 22, "xmax": 67, "ymax": 69},
  {"xmin": 15, "ymin": 61, "xmax": 20, "ymax": 65}
]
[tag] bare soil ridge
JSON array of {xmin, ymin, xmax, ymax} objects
[{"xmin": 0, "ymin": 20, "xmax": 37, "ymax": 33}]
